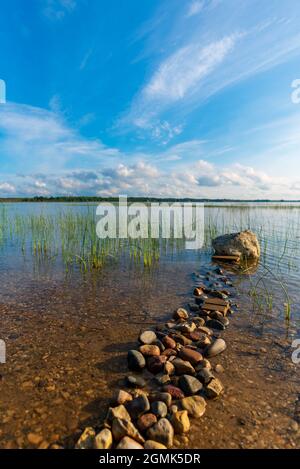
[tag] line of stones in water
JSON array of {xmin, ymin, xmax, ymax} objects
[{"xmin": 75, "ymin": 264, "xmax": 237, "ymax": 449}]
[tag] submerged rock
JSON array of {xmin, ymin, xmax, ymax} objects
[
  {"xmin": 126, "ymin": 375, "xmax": 146, "ymax": 388},
  {"xmin": 212, "ymin": 230, "xmax": 260, "ymax": 260}
]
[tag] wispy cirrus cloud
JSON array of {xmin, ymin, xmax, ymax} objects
[
  {"xmin": 42, "ymin": 0, "xmax": 77, "ymax": 20},
  {"xmin": 186, "ymin": 1, "xmax": 204, "ymax": 18},
  {"xmin": 119, "ymin": 0, "xmax": 300, "ymax": 144}
]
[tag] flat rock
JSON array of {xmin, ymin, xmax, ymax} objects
[
  {"xmin": 147, "ymin": 418, "xmax": 174, "ymax": 447},
  {"xmin": 180, "ymin": 396, "xmax": 207, "ymax": 418},
  {"xmin": 128, "ymin": 350, "xmax": 146, "ymax": 371},
  {"xmin": 205, "ymin": 338, "xmax": 227, "ymax": 358},
  {"xmin": 116, "ymin": 436, "xmax": 144, "ymax": 449},
  {"xmin": 179, "ymin": 375, "xmax": 203, "ymax": 396},
  {"xmin": 139, "ymin": 330, "xmax": 157, "ymax": 345}
]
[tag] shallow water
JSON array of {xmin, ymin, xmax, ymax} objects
[{"xmin": 0, "ymin": 202, "xmax": 299, "ymax": 448}]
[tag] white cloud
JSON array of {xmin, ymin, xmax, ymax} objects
[
  {"xmin": 0, "ymin": 103, "xmax": 121, "ymax": 173},
  {"xmin": 186, "ymin": 1, "xmax": 204, "ymax": 18},
  {"xmin": 144, "ymin": 36, "xmax": 237, "ymax": 102},
  {"xmin": 0, "ymin": 182, "xmax": 16, "ymax": 194}
]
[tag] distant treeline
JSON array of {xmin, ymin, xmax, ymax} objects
[{"xmin": 0, "ymin": 196, "xmax": 299, "ymax": 203}]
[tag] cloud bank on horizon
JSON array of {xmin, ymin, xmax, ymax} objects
[{"xmin": 1, "ymin": 0, "xmax": 300, "ymax": 199}]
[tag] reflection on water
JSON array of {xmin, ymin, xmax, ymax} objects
[{"xmin": 0, "ymin": 202, "xmax": 299, "ymax": 321}]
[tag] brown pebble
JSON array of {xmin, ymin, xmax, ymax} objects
[
  {"xmin": 179, "ymin": 347, "xmax": 203, "ymax": 366},
  {"xmin": 139, "ymin": 345, "xmax": 161, "ymax": 357},
  {"xmin": 27, "ymin": 433, "xmax": 43, "ymax": 446},
  {"xmin": 162, "ymin": 336, "xmax": 177, "ymax": 349},
  {"xmin": 137, "ymin": 413, "xmax": 157, "ymax": 432}
]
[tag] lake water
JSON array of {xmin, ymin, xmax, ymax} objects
[{"xmin": 0, "ymin": 202, "xmax": 299, "ymax": 448}]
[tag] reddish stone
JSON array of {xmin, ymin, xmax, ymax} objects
[
  {"xmin": 147, "ymin": 355, "xmax": 167, "ymax": 374},
  {"xmin": 162, "ymin": 336, "xmax": 176, "ymax": 349},
  {"xmin": 163, "ymin": 385, "xmax": 185, "ymax": 400},
  {"xmin": 136, "ymin": 413, "xmax": 157, "ymax": 432},
  {"xmin": 179, "ymin": 347, "xmax": 203, "ymax": 366}
]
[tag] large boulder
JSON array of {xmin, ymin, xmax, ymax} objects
[{"xmin": 212, "ymin": 230, "xmax": 260, "ymax": 260}]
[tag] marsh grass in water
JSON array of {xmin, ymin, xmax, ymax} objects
[{"xmin": 0, "ymin": 202, "xmax": 299, "ymax": 323}]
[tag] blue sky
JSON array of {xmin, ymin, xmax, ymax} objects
[{"xmin": 1, "ymin": 0, "xmax": 300, "ymax": 198}]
